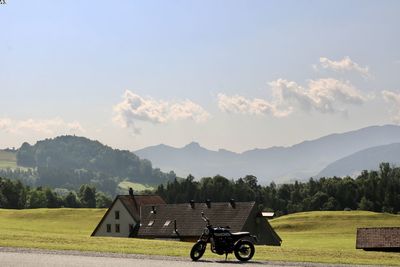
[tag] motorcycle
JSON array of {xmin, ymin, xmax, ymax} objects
[{"xmin": 190, "ymin": 212, "xmax": 256, "ymax": 261}]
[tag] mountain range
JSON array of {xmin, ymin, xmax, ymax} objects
[
  {"xmin": 317, "ymin": 143, "xmax": 400, "ymax": 178},
  {"xmin": 135, "ymin": 125, "xmax": 400, "ymax": 184}
]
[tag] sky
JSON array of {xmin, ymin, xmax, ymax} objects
[{"xmin": 1, "ymin": 0, "xmax": 400, "ymax": 152}]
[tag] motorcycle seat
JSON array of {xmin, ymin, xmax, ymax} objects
[{"xmin": 231, "ymin": 231, "xmax": 250, "ymax": 236}]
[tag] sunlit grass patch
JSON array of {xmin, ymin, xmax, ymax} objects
[
  {"xmin": 117, "ymin": 180, "xmax": 154, "ymax": 193},
  {"xmin": 0, "ymin": 150, "xmax": 17, "ymax": 169}
]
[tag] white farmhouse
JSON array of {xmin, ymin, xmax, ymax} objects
[{"xmin": 91, "ymin": 190, "xmax": 165, "ymax": 237}]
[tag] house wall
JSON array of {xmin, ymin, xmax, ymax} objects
[{"xmin": 94, "ymin": 199, "xmax": 137, "ymax": 237}]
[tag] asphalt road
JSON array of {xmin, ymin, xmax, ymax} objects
[{"xmin": 0, "ymin": 247, "xmax": 384, "ymax": 267}]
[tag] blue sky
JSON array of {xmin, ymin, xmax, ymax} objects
[{"xmin": 1, "ymin": 0, "xmax": 400, "ymax": 152}]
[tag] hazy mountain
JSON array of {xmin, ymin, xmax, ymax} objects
[
  {"xmin": 135, "ymin": 125, "xmax": 400, "ymax": 183},
  {"xmin": 317, "ymin": 143, "xmax": 400, "ymax": 178},
  {"xmin": 134, "ymin": 141, "xmax": 241, "ymax": 179}
]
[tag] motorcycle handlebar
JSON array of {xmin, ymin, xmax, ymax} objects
[{"xmin": 201, "ymin": 212, "xmax": 210, "ymax": 225}]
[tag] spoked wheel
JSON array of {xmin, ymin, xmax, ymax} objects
[
  {"xmin": 190, "ymin": 241, "xmax": 206, "ymax": 261},
  {"xmin": 234, "ymin": 240, "xmax": 255, "ymax": 261}
]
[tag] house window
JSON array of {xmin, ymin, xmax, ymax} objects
[
  {"xmin": 115, "ymin": 211, "xmax": 120, "ymax": 220},
  {"xmin": 163, "ymin": 220, "xmax": 171, "ymax": 227},
  {"xmin": 115, "ymin": 224, "xmax": 120, "ymax": 233},
  {"xmin": 148, "ymin": 220, "xmax": 154, "ymax": 226},
  {"xmin": 106, "ymin": 224, "xmax": 111, "ymax": 233}
]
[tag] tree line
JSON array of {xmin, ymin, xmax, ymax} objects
[
  {"xmin": 2, "ymin": 162, "xmax": 399, "ymax": 215},
  {"xmin": 0, "ymin": 177, "xmax": 112, "ymax": 209},
  {"xmin": 156, "ymin": 163, "xmax": 400, "ymax": 215}
]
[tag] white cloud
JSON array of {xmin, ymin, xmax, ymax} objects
[
  {"xmin": 0, "ymin": 118, "xmax": 12, "ymax": 131},
  {"xmin": 318, "ymin": 56, "xmax": 370, "ymax": 77},
  {"xmin": 0, "ymin": 118, "xmax": 85, "ymax": 135},
  {"xmin": 218, "ymin": 94, "xmax": 268, "ymax": 115},
  {"xmin": 169, "ymin": 100, "xmax": 210, "ymax": 122},
  {"xmin": 113, "ymin": 91, "xmax": 169, "ymax": 127},
  {"xmin": 67, "ymin": 121, "xmax": 86, "ymax": 133},
  {"xmin": 113, "ymin": 90, "xmax": 210, "ymax": 131},
  {"xmin": 382, "ymin": 90, "xmax": 400, "ymax": 123},
  {"xmin": 217, "ymin": 93, "xmax": 290, "ymax": 117},
  {"xmin": 271, "ymin": 78, "xmax": 366, "ymax": 114},
  {"xmin": 218, "ymin": 78, "xmax": 366, "ymax": 117}
]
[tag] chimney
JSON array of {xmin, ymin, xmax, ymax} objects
[
  {"xmin": 151, "ymin": 206, "xmax": 156, "ymax": 214},
  {"xmin": 174, "ymin": 219, "xmax": 178, "ymax": 234},
  {"xmin": 129, "ymin": 187, "xmax": 134, "ymax": 197},
  {"xmin": 205, "ymin": 199, "xmax": 211, "ymax": 208},
  {"xmin": 189, "ymin": 200, "xmax": 195, "ymax": 209},
  {"xmin": 229, "ymin": 198, "xmax": 236, "ymax": 208}
]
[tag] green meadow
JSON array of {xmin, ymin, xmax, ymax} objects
[
  {"xmin": 0, "ymin": 209, "xmax": 399, "ymax": 265},
  {"xmin": 269, "ymin": 211, "xmax": 400, "ymax": 265}
]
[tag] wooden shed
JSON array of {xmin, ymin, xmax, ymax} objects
[{"xmin": 356, "ymin": 227, "xmax": 400, "ymax": 252}]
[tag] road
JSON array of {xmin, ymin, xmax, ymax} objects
[{"xmin": 0, "ymin": 247, "xmax": 384, "ymax": 267}]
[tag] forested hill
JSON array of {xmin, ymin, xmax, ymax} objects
[{"xmin": 15, "ymin": 136, "xmax": 176, "ymax": 192}]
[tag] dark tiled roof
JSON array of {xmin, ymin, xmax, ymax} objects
[
  {"xmin": 119, "ymin": 195, "xmax": 166, "ymax": 221},
  {"xmin": 138, "ymin": 202, "xmax": 256, "ymax": 238},
  {"xmin": 91, "ymin": 194, "xmax": 165, "ymax": 236},
  {"xmin": 356, "ymin": 227, "xmax": 400, "ymax": 249}
]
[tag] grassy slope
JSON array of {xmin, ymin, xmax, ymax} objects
[
  {"xmin": 0, "ymin": 209, "xmax": 399, "ymax": 265},
  {"xmin": 0, "ymin": 208, "xmax": 190, "ymax": 256},
  {"xmin": 269, "ymin": 211, "xmax": 400, "ymax": 265},
  {"xmin": 0, "ymin": 150, "xmax": 17, "ymax": 169}
]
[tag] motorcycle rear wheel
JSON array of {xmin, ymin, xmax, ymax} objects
[
  {"xmin": 190, "ymin": 241, "xmax": 206, "ymax": 261},
  {"xmin": 234, "ymin": 240, "xmax": 255, "ymax": 261}
]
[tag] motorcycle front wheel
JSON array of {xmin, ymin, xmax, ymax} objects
[
  {"xmin": 190, "ymin": 241, "xmax": 206, "ymax": 261},
  {"xmin": 234, "ymin": 240, "xmax": 255, "ymax": 261}
]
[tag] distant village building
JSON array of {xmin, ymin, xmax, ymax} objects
[
  {"xmin": 356, "ymin": 227, "xmax": 400, "ymax": 251},
  {"xmin": 92, "ymin": 191, "xmax": 281, "ymax": 246}
]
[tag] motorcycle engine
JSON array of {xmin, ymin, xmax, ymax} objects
[{"xmin": 212, "ymin": 228, "xmax": 233, "ymax": 254}]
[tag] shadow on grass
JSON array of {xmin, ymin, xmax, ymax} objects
[{"xmin": 195, "ymin": 259, "xmax": 264, "ymax": 264}]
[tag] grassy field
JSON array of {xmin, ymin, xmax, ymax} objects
[
  {"xmin": 0, "ymin": 150, "xmax": 17, "ymax": 169},
  {"xmin": 269, "ymin": 211, "xmax": 400, "ymax": 265},
  {"xmin": 0, "ymin": 209, "xmax": 399, "ymax": 265},
  {"xmin": 117, "ymin": 180, "xmax": 154, "ymax": 193}
]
